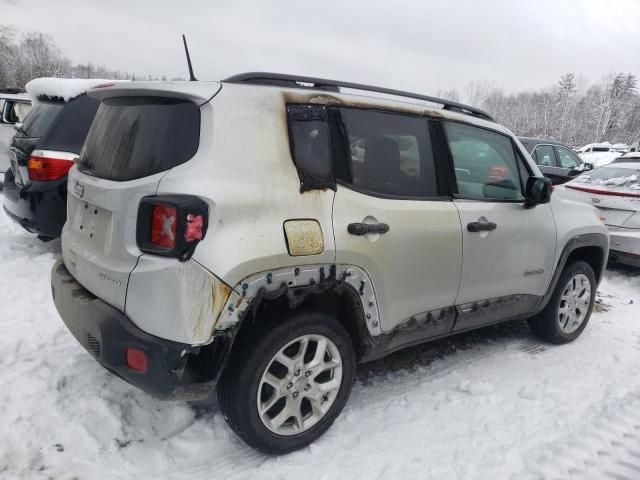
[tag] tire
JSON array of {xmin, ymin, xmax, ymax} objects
[
  {"xmin": 527, "ymin": 260, "xmax": 596, "ymax": 344},
  {"xmin": 217, "ymin": 309, "xmax": 356, "ymax": 454}
]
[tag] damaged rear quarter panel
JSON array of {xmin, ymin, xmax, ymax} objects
[
  {"xmin": 157, "ymin": 85, "xmax": 337, "ymax": 289},
  {"xmin": 126, "ymin": 256, "xmax": 235, "ymax": 345}
]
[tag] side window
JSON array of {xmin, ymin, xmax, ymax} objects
[
  {"xmin": 443, "ymin": 122, "xmax": 524, "ymax": 201},
  {"xmin": 555, "ymin": 146, "xmax": 580, "ymax": 169},
  {"xmin": 532, "ymin": 145, "xmax": 557, "ymax": 167},
  {"xmin": 14, "ymin": 102, "xmax": 32, "ymax": 122},
  {"xmin": 287, "ymin": 105, "xmax": 334, "ymax": 192},
  {"xmin": 337, "ymin": 108, "xmax": 437, "ymax": 197}
]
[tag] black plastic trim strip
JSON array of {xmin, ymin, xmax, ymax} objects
[{"xmin": 535, "ymin": 233, "xmax": 609, "ymax": 312}]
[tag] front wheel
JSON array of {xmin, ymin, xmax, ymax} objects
[
  {"xmin": 217, "ymin": 310, "xmax": 356, "ymax": 454},
  {"xmin": 527, "ymin": 260, "xmax": 596, "ymax": 344}
]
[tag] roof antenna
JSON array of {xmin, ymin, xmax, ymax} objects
[{"xmin": 182, "ymin": 34, "xmax": 197, "ymax": 81}]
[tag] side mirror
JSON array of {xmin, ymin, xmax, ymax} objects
[
  {"xmin": 524, "ymin": 176, "xmax": 552, "ymax": 208},
  {"xmin": 583, "ymin": 162, "xmax": 594, "ymax": 171}
]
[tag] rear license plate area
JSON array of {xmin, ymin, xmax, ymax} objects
[{"xmin": 71, "ymin": 201, "xmax": 111, "ymax": 242}]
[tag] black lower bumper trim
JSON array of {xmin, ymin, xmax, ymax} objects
[
  {"xmin": 2, "ymin": 169, "xmax": 67, "ymax": 237},
  {"xmin": 51, "ymin": 259, "xmax": 215, "ymax": 399}
]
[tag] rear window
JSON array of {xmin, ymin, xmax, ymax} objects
[
  {"xmin": 39, "ymin": 95, "xmax": 100, "ymax": 153},
  {"xmin": 78, "ymin": 96, "xmax": 200, "ymax": 181},
  {"xmin": 576, "ymin": 167, "xmax": 640, "ymax": 189},
  {"xmin": 21, "ymin": 101, "xmax": 63, "ymax": 137},
  {"xmin": 592, "ymin": 147, "xmax": 610, "ymax": 152}
]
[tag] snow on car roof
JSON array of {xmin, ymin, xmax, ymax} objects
[{"xmin": 25, "ymin": 78, "xmax": 123, "ymax": 103}]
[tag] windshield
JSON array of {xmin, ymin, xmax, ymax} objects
[{"xmin": 575, "ymin": 166, "xmax": 640, "ymax": 189}]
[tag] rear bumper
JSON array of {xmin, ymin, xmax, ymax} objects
[
  {"xmin": 2, "ymin": 169, "xmax": 67, "ymax": 237},
  {"xmin": 51, "ymin": 259, "xmax": 222, "ymax": 400},
  {"xmin": 609, "ymin": 229, "xmax": 640, "ymax": 267}
]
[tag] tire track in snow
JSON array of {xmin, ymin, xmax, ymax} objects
[{"xmin": 518, "ymin": 391, "xmax": 640, "ymax": 480}]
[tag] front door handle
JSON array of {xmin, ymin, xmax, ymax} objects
[
  {"xmin": 467, "ymin": 220, "xmax": 497, "ymax": 233},
  {"xmin": 348, "ymin": 222, "xmax": 390, "ymax": 236}
]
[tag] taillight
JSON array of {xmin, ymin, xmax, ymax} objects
[
  {"xmin": 137, "ymin": 195, "xmax": 209, "ymax": 261},
  {"xmin": 27, "ymin": 150, "xmax": 77, "ymax": 181},
  {"xmin": 150, "ymin": 205, "xmax": 177, "ymax": 248}
]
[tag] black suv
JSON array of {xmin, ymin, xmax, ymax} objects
[
  {"xmin": 3, "ymin": 92, "xmax": 99, "ymax": 239},
  {"xmin": 519, "ymin": 137, "xmax": 593, "ymax": 185}
]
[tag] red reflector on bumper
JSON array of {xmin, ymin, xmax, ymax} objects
[{"xmin": 125, "ymin": 348, "xmax": 148, "ymax": 372}]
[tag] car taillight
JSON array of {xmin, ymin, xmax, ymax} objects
[
  {"xmin": 137, "ymin": 195, "xmax": 209, "ymax": 261},
  {"xmin": 27, "ymin": 150, "xmax": 77, "ymax": 181},
  {"xmin": 151, "ymin": 205, "xmax": 177, "ymax": 248}
]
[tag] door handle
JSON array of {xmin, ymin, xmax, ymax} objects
[
  {"xmin": 467, "ymin": 220, "xmax": 497, "ymax": 233},
  {"xmin": 348, "ymin": 222, "xmax": 390, "ymax": 236}
]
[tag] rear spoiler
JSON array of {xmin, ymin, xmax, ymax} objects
[{"xmin": 88, "ymin": 81, "xmax": 222, "ymax": 106}]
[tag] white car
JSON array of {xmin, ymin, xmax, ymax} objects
[
  {"xmin": 0, "ymin": 92, "xmax": 32, "ymax": 185},
  {"xmin": 50, "ymin": 73, "xmax": 609, "ymax": 453},
  {"xmin": 561, "ymin": 154, "xmax": 640, "ymax": 267},
  {"xmin": 578, "ymin": 142, "xmax": 621, "ymax": 167}
]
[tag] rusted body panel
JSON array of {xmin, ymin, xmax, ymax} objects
[{"xmin": 126, "ymin": 256, "xmax": 236, "ymax": 344}]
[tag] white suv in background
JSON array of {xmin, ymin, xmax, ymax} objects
[
  {"xmin": 51, "ymin": 73, "xmax": 609, "ymax": 454},
  {"xmin": 0, "ymin": 90, "xmax": 32, "ymax": 186}
]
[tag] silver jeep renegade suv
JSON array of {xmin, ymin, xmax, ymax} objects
[{"xmin": 51, "ymin": 73, "xmax": 609, "ymax": 454}]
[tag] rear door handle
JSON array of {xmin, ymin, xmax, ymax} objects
[
  {"xmin": 467, "ymin": 220, "xmax": 497, "ymax": 233},
  {"xmin": 348, "ymin": 222, "xmax": 390, "ymax": 236}
]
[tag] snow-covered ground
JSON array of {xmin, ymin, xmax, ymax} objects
[{"xmin": 1, "ymin": 211, "xmax": 639, "ymax": 480}]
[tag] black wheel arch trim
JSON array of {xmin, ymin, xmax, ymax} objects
[{"xmin": 535, "ymin": 232, "xmax": 608, "ymax": 313}]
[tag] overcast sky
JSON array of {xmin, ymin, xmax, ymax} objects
[{"xmin": 3, "ymin": 0, "xmax": 640, "ymax": 96}]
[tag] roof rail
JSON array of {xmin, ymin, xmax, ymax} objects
[{"xmin": 223, "ymin": 72, "xmax": 494, "ymax": 122}]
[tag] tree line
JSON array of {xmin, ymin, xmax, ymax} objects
[
  {"xmin": 441, "ymin": 72, "xmax": 639, "ymax": 147},
  {"xmin": 0, "ymin": 26, "xmax": 174, "ymax": 89},
  {"xmin": 1, "ymin": 26, "xmax": 638, "ymax": 147}
]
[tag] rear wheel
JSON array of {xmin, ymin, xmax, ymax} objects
[
  {"xmin": 527, "ymin": 260, "xmax": 596, "ymax": 344},
  {"xmin": 217, "ymin": 310, "xmax": 356, "ymax": 454}
]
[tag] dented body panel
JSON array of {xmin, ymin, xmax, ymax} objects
[{"xmin": 126, "ymin": 256, "xmax": 234, "ymax": 344}]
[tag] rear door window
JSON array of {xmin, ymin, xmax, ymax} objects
[
  {"xmin": 78, "ymin": 97, "xmax": 200, "ymax": 181},
  {"xmin": 336, "ymin": 108, "xmax": 437, "ymax": 198}
]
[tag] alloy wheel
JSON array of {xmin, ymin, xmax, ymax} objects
[
  {"xmin": 257, "ymin": 334, "xmax": 343, "ymax": 436},
  {"xmin": 558, "ymin": 273, "xmax": 592, "ymax": 334}
]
